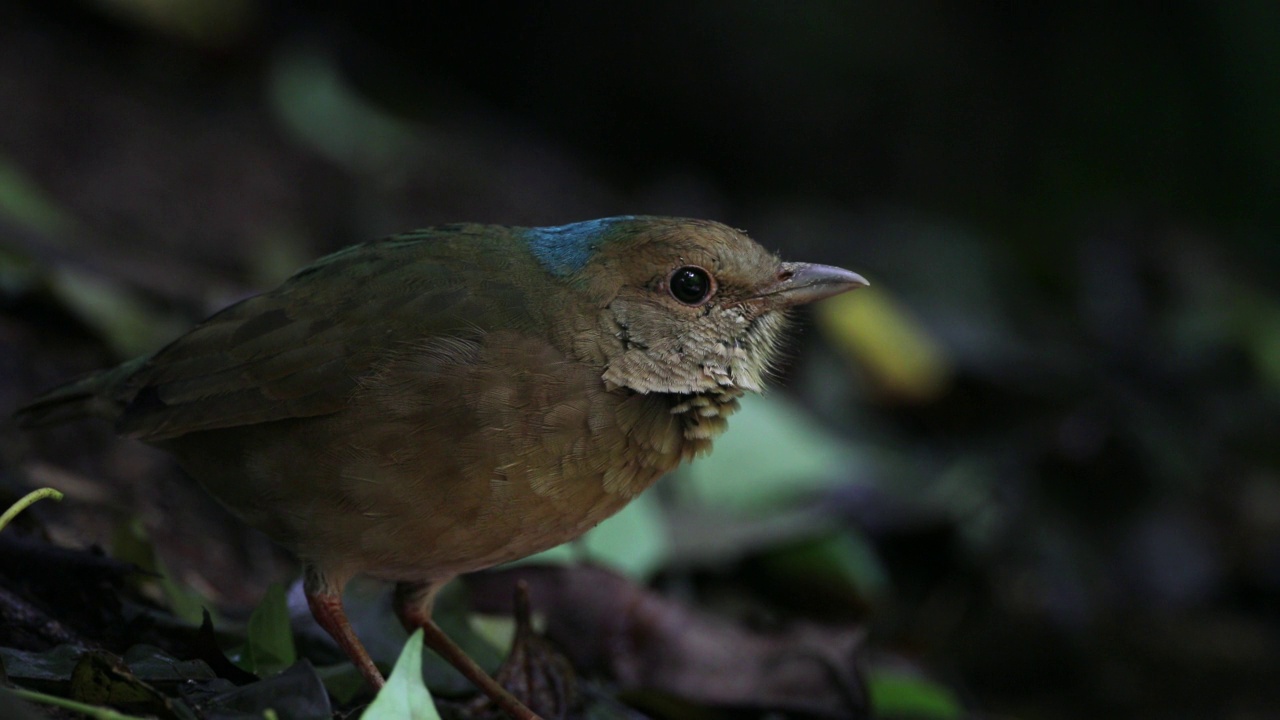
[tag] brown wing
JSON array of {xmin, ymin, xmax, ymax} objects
[{"xmin": 116, "ymin": 226, "xmax": 543, "ymax": 441}]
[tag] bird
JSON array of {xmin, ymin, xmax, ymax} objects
[{"xmin": 16, "ymin": 216, "xmax": 868, "ymax": 720}]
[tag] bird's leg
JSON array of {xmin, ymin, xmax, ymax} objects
[
  {"xmin": 394, "ymin": 580, "xmax": 542, "ymax": 720},
  {"xmin": 303, "ymin": 565, "xmax": 386, "ymax": 690}
]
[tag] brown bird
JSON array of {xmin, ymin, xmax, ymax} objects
[{"xmin": 17, "ymin": 216, "xmax": 867, "ymax": 719}]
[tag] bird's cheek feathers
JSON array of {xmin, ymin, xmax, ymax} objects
[{"xmin": 597, "ymin": 294, "xmax": 773, "ymax": 395}]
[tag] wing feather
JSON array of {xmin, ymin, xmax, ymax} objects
[{"xmin": 116, "ymin": 226, "xmax": 543, "ymax": 441}]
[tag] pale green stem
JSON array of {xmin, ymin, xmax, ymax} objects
[{"xmin": 0, "ymin": 487, "xmax": 65, "ymax": 532}]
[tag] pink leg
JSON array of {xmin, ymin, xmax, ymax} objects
[
  {"xmin": 303, "ymin": 565, "xmax": 385, "ymax": 690},
  {"xmin": 394, "ymin": 581, "xmax": 542, "ymax": 720}
]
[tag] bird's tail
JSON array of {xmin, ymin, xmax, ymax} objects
[{"xmin": 14, "ymin": 357, "xmax": 145, "ymax": 428}]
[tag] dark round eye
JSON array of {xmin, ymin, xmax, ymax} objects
[{"xmin": 668, "ymin": 266, "xmax": 714, "ymax": 305}]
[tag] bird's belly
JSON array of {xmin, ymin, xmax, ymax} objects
[
  {"xmin": 169, "ymin": 387, "xmax": 685, "ymax": 583},
  {"xmin": 357, "ymin": 467, "xmax": 657, "ymax": 581},
  {"xmin": 292, "ymin": 450, "xmax": 670, "ymax": 583}
]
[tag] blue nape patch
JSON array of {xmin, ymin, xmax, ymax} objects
[{"xmin": 525, "ymin": 216, "xmax": 639, "ymax": 276}]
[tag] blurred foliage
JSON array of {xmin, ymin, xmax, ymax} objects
[
  {"xmin": 0, "ymin": 156, "xmax": 80, "ymax": 239},
  {"xmin": 89, "ymin": 0, "xmax": 255, "ymax": 47},
  {"xmin": 526, "ymin": 490, "xmax": 670, "ymax": 578},
  {"xmin": 867, "ymin": 669, "xmax": 964, "ymax": 720},
  {"xmin": 233, "ymin": 583, "xmax": 296, "ymax": 678},
  {"xmin": 268, "ymin": 46, "xmax": 425, "ymax": 177},
  {"xmin": 677, "ymin": 392, "xmax": 865, "ymax": 510},
  {"xmin": 818, "ymin": 288, "xmax": 952, "ymax": 403},
  {"xmin": 0, "ymin": 2, "xmax": 1277, "ymax": 719},
  {"xmin": 111, "ymin": 518, "xmax": 214, "ymax": 627}
]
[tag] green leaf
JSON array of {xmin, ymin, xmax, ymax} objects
[
  {"xmin": 237, "ymin": 583, "xmax": 297, "ymax": 677},
  {"xmin": 110, "ymin": 518, "xmax": 213, "ymax": 626},
  {"xmin": 756, "ymin": 530, "xmax": 891, "ymax": 607},
  {"xmin": 195, "ymin": 661, "xmax": 331, "ymax": 720},
  {"xmin": 522, "ymin": 490, "xmax": 669, "ymax": 578},
  {"xmin": 1, "ymin": 645, "xmax": 87, "ymax": 683},
  {"xmin": 868, "ymin": 669, "xmax": 964, "ymax": 719},
  {"xmin": 315, "ymin": 662, "xmax": 369, "ymax": 706},
  {"xmin": 466, "ymin": 615, "xmax": 516, "ymax": 660},
  {"xmin": 0, "ymin": 155, "xmax": 79, "ymax": 238},
  {"xmin": 678, "ymin": 392, "xmax": 866, "ymax": 512},
  {"xmin": 268, "ymin": 47, "xmax": 423, "ymax": 174},
  {"xmin": 361, "ymin": 629, "xmax": 441, "ymax": 720},
  {"xmin": 121, "ymin": 645, "xmax": 216, "ymax": 683},
  {"xmin": 48, "ymin": 267, "xmax": 176, "ymax": 358}
]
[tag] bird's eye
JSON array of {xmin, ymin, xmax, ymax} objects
[{"xmin": 668, "ymin": 266, "xmax": 715, "ymax": 305}]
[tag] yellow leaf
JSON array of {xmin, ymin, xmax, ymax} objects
[{"xmin": 817, "ymin": 287, "xmax": 951, "ymax": 402}]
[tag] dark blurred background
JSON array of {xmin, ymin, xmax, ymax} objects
[{"xmin": 2, "ymin": 2, "xmax": 1278, "ymax": 719}]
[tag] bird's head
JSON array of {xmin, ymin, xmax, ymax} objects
[{"xmin": 526, "ymin": 216, "xmax": 867, "ymax": 396}]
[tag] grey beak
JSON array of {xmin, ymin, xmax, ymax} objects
[{"xmin": 758, "ymin": 262, "xmax": 869, "ymax": 307}]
